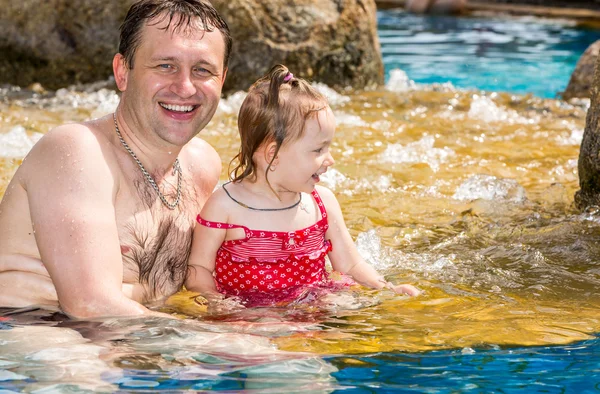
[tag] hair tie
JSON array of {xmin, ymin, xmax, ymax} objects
[{"xmin": 283, "ymin": 72, "xmax": 294, "ymax": 82}]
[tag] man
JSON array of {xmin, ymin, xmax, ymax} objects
[{"xmin": 0, "ymin": 0, "xmax": 231, "ymax": 318}]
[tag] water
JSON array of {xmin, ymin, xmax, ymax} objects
[
  {"xmin": 330, "ymin": 336, "xmax": 600, "ymax": 392},
  {"xmin": 1, "ymin": 9, "xmax": 600, "ymax": 393},
  {"xmin": 378, "ymin": 9, "xmax": 600, "ymax": 98}
]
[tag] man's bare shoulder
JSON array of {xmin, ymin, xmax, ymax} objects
[
  {"xmin": 19, "ymin": 115, "xmax": 119, "ymax": 186},
  {"xmin": 27, "ymin": 116, "xmax": 113, "ymax": 161},
  {"xmin": 182, "ymin": 137, "xmax": 222, "ymax": 193}
]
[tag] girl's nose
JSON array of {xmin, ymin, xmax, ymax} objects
[{"xmin": 325, "ymin": 151, "xmax": 335, "ymax": 166}]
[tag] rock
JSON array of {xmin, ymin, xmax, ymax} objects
[
  {"xmin": 213, "ymin": 0, "xmax": 383, "ymax": 92},
  {"xmin": 0, "ymin": 0, "xmax": 134, "ymax": 91},
  {"xmin": 0, "ymin": 0, "xmax": 383, "ymax": 93},
  {"xmin": 575, "ymin": 44, "xmax": 600, "ymax": 209},
  {"xmin": 563, "ymin": 40, "xmax": 600, "ymax": 100}
]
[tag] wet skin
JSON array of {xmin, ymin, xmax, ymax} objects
[{"xmin": 0, "ymin": 15, "xmax": 227, "ymax": 318}]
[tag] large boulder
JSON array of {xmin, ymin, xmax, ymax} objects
[
  {"xmin": 0, "ymin": 0, "xmax": 383, "ymax": 93},
  {"xmin": 0, "ymin": 0, "xmax": 132, "ymax": 90},
  {"xmin": 575, "ymin": 44, "xmax": 600, "ymax": 209},
  {"xmin": 563, "ymin": 40, "xmax": 600, "ymax": 100}
]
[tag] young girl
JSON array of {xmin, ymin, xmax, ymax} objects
[{"xmin": 186, "ymin": 65, "xmax": 420, "ymax": 308}]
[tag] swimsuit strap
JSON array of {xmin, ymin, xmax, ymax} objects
[
  {"xmin": 197, "ymin": 215, "xmax": 245, "ymax": 230},
  {"xmin": 310, "ymin": 188, "xmax": 328, "ymax": 221}
]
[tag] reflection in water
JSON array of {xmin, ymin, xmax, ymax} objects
[{"xmin": 0, "ymin": 73, "xmax": 599, "ymax": 389}]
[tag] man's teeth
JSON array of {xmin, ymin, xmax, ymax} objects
[{"xmin": 160, "ymin": 103, "xmax": 194, "ymax": 112}]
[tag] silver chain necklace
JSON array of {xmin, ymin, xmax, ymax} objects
[{"xmin": 113, "ymin": 113, "xmax": 182, "ymax": 210}]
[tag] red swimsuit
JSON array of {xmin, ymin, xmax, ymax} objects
[{"xmin": 197, "ymin": 189, "xmax": 335, "ymax": 306}]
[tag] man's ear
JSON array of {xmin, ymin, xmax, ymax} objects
[
  {"xmin": 113, "ymin": 54, "xmax": 129, "ymax": 92},
  {"xmin": 221, "ymin": 67, "xmax": 228, "ymax": 87}
]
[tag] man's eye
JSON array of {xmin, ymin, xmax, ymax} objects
[
  {"xmin": 158, "ymin": 64, "xmax": 172, "ymax": 69},
  {"xmin": 193, "ymin": 67, "xmax": 212, "ymax": 75}
]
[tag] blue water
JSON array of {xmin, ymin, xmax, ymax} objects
[
  {"xmin": 329, "ymin": 337, "xmax": 600, "ymax": 393},
  {"xmin": 61, "ymin": 337, "xmax": 600, "ymax": 392},
  {"xmin": 378, "ymin": 9, "xmax": 600, "ymax": 98}
]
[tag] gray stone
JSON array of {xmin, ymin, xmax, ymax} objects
[
  {"xmin": 575, "ymin": 43, "xmax": 600, "ymax": 209},
  {"xmin": 0, "ymin": 0, "xmax": 383, "ymax": 93},
  {"xmin": 563, "ymin": 40, "xmax": 600, "ymax": 100}
]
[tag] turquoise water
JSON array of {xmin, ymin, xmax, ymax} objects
[
  {"xmin": 330, "ymin": 338, "xmax": 600, "ymax": 393},
  {"xmin": 378, "ymin": 9, "xmax": 600, "ymax": 98}
]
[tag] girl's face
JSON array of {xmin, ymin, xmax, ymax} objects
[{"xmin": 272, "ymin": 106, "xmax": 336, "ymax": 194}]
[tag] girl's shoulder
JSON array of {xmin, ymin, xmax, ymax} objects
[
  {"xmin": 314, "ymin": 185, "xmax": 339, "ymax": 207},
  {"xmin": 199, "ymin": 183, "xmax": 237, "ymax": 222}
]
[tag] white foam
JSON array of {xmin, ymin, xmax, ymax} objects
[
  {"xmin": 217, "ymin": 91, "xmax": 247, "ymax": 115},
  {"xmin": 334, "ymin": 112, "xmax": 367, "ymax": 127},
  {"xmin": 311, "ymin": 82, "xmax": 351, "ymax": 106},
  {"xmin": 452, "ymin": 174, "xmax": 525, "ymax": 202},
  {"xmin": 556, "ymin": 126, "xmax": 584, "ymax": 146},
  {"xmin": 468, "ymin": 95, "xmax": 529, "ymax": 124},
  {"xmin": 54, "ymin": 88, "xmax": 119, "ymax": 113},
  {"xmin": 0, "ymin": 126, "xmax": 43, "ymax": 158},
  {"xmin": 385, "ymin": 69, "xmax": 417, "ymax": 92},
  {"xmin": 379, "ymin": 135, "xmax": 455, "ymax": 172},
  {"xmin": 319, "ymin": 168, "xmax": 347, "ymax": 189},
  {"xmin": 356, "ymin": 229, "xmax": 386, "ymax": 270}
]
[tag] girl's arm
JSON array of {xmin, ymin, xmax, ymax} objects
[
  {"xmin": 186, "ymin": 192, "xmax": 228, "ymax": 300},
  {"xmin": 318, "ymin": 186, "xmax": 420, "ymax": 296}
]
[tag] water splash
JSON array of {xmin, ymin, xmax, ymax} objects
[
  {"xmin": 452, "ymin": 174, "xmax": 525, "ymax": 202},
  {"xmin": 0, "ymin": 126, "xmax": 43, "ymax": 158},
  {"xmin": 385, "ymin": 69, "xmax": 417, "ymax": 92},
  {"xmin": 468, "ymin": 94, "xmax": 530, "ymax": 124},
  {"xmin": 379, "ymin": 135, "xmax": 455, "ymax": 172},
  {"xmin": 312, "ymin": 82, "xmax": 351, "ymax": 106},
  {"xmin": 216, "ymin": 91, "xmax": 247, "ymax": 115}
]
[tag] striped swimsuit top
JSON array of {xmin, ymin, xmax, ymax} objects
[{"xmin": 197, "ymin": 189, "xmax": 332, "ymax": 306}]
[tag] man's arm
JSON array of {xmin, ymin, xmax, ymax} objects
[{"xmin": 23, "ymin": 124, "xmax": 151, "ymax": 318}]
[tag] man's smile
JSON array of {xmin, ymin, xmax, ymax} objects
[{"xmin": 159, "ymin": 102, "xmax": 199, "ymax": 113}]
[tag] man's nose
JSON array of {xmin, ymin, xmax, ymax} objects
[{"xmin": 171, "ymin": 71, "xmax": 197, "ymax": 98}]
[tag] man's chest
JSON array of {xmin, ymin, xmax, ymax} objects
[{"xmin": 117, "ymin": 207, "xmax": 196, "ymax": 301}]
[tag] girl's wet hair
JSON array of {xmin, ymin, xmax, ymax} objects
[
  {"xmin": 119, "ymin": 0, "xmax": 232, "ymax": 70},
  {"xmin": 230, "ymin": 64, "xmax": 328, "ymax": 193}
]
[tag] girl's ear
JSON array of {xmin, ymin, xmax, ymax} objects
[{"xmin": 264, "ymin": 142, "xmax": 279, "ymax": 166}]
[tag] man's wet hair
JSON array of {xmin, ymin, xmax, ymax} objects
[{"xmin": 119, "ymin": 0, "xmax": 232, "ymax": 70}]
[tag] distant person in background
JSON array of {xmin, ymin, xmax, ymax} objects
[{"xmin": 406, "ymin": 0, "xmax": 467, "ymax": 14}]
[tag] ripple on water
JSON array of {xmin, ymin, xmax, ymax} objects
[{"xmin": 1, "ymin": 82, "xmax": 600, "ymax": 362}]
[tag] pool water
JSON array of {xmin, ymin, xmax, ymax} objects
[
  {"xmin": 330, "ymin": 336, "xmax": 600, "ymax": 392},
  {"xmin": 1, "ymin": 8, "xmax": 600, "ymax": 394},
  {"xmin": 378, "ymin": 9, "xmax": 600, "ymax": 98}
]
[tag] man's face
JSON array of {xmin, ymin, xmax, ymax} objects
[{"xmin": 116, "ymin": 16, "xmax": 227, "ymax": 148}]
